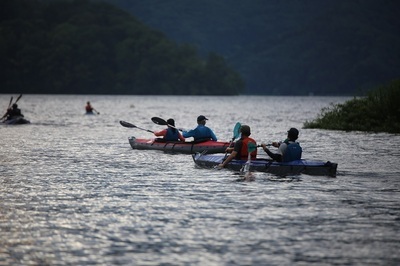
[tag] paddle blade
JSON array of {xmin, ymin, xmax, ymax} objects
[
  {"xmin": 247, "ymin": 142, "xmax": 257, "ymax": 152},
  {"xmin": 15, "ymin": 94, "xmax": 22, "ymax": 103},
  {"xmin": 151, "ymin": 117, "xmax": 168, "ymax": 125},
  {"xmin": 120, "ymin": 120, "xmax": 136, "ymax": 128},
  {"xmin": 233, "ymin": 122, "xmax": 241, "ymax": 140}
]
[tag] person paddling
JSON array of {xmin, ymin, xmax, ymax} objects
[
  {"xmin": 261, "ymin": 127, "xmax": 302, "ymax": 162},
  {"xmin": 85, "ymin": 101, "xmax": 99, "ymax": 114},
  {"xmin": 4, "ymin": 103, "xmax": 24, "ymax": 121},
  {"xmin": 182, "ymin": 115, "xmax": 217, "ymax": 142},
  {"xmin": 154, "ymin": 118, "xmax": 185, "ymax": 141},
  {"xmin": 218, "ymin": 125, "xmax": 257, "ymax": 168}
]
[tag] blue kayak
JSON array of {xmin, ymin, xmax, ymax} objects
[{"xmin": 192, "ymin": 153, "xmax": 338, "ymax": 177}]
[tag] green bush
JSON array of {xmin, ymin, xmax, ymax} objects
[{"xmin": 304, "ymin": 79, "xmax": 400, "ymax": 133}]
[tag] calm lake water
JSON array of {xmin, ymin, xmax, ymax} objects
[{"xmin": 1, "ymin": 95, "xmax": 400, "ymax": 265}]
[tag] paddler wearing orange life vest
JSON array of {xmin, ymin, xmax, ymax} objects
[{"xmin": 218, "ymin": 125, "xmax": 257, "ymax": 168}]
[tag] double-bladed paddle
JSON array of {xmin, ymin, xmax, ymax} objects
[
  {"xmin": 14, "ymin": 94, "xmax": 22, "ymax": 104},
  {"xmin": 242, "ymin": 142, "xmax": 258, "ymax": 174},
  {"xmin": 1, "ymin": 97, "xmax": 13, "ymax": 120},
  {"xmin": 1, "ymin": 94, "xmax": 22, "ymax": 120},
  {"xmin": 151, "ymin": 117, "xmax": 182, "ymax": 130},
  {"xmin": 232, "ymin": 122, "xmax": 241, "ymax": 142},
  {"xmin": 119, "ymin": 120, "xmax": 154, "ymax": 133}
]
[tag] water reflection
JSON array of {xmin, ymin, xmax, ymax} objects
[{"xmin": 1, "ymin": 95, "xmax": 399, "ymax": 265}]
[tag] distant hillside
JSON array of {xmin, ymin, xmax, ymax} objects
[
  {"xmin": 102, "ymin": 0, "xmax": 400, "ymax": 95},
  {"xmin": 0, "ymin": 0, "xmax": 244, "ymax": 95}
]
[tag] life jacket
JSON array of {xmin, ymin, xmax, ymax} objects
[
  {"xmin": 239, "ymin": 137, "xmax": 257, "ymax": 160},
  {"xmin": 164, "ymin": 128, "xmax": 180, "ymax": 141},
  {"xmin": 282, "ymin": 140, "xmax": 302, "ymax": 162}
]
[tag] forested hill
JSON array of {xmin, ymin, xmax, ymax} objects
[
  {"xmin": 0, "ymin": 0, "xmax": 244, "ymax": 95},
  {"xmin": 102, "ymin": 0, "xmax": 400, "ymax": 95}
]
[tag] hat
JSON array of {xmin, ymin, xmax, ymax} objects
[
  {"xmin": 240, "ymin": 125, "xmax": 251, "ymax": 136},
  {"xmin": 12, "ymin": 103, "xmax": 18, "ymax": 108},
  {"xmin": 287, "ymin": 128, "xmax": 299, "ymax": 137},
  {"xmin": 197, "ymin": 115, "xmax": 208, "ymax": 122}
]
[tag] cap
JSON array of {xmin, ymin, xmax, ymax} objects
[
  {"xmin": 287, "ymin": 128, "xmax": 299, "ymax": 137},
  {"xmin": 240, "ymin": 125, "xmax": 251, "ymax": 136},
  {"xmin": 197, "ymin": 115, "xmax": 208, "ymax": 122}
]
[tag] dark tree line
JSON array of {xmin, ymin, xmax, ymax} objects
[
  {"xmin": 103, "ymin": 0, "xmax": 400, "ymax": 95},
  {"xmin": 0, "ymin": 0, "xmax": 244, "ymax": 95}
]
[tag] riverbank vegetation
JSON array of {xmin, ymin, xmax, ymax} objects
[
  {"xmin": 0, "ymin": 0, "xmax": 244, "ymax": 95},
  {"xmin": 304, "ymin": 79, "xmax": 400, "ymax": 133}
]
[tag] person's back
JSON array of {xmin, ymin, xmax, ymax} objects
[
  {"xmin": 218, "ymin": 125, "xmax": 256, "ymax": 168},
  {"xmin": 262, "ymin": 127, "xmax": 301, "ymax": 162},
  {"xmin": 7, "ymin": 104, "xmax": 23, "ymax": 120},
  {"xmin": 85, "ymin": 101, "xmax": 93, "ymax": 113},
  {"xmin": 182, "ymin": 115, "xmax": 217, "ymax": 142},
  {"xmin": 154, "ymin": 118, "xmax": 185, "ymax": 142},
  {"xmin": 281, "ymin": 140, "xmax": 302, "ymax": 162},
  {"xmin": 234, "ymin": 126, "xmax": 257, "ymax": 160}
]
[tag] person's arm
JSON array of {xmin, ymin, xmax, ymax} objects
[
  {"xmin": 154, "ymin": 129, "xmax": 167, "ymax": 137},
  {"xmin": 218, "ymin": 151, "xmax": 237, "ymax": 168},
  {"xmin": 182, "ymin": 129, "xmax": 195, "ymax": 138},
  {"xmin": 178, "ymin": 132, "xmax": 185, "ymax": 141},
  {"xmin": 261, "ymin": 143, "xmax": 282, "ymax": 162},
  {"xmin": 225, "ymin": 147, "xmax": 234, "ymax": 153},
  {"xmin": 209, "ymin": 129, "xmax": 217, "ymax": 141}
]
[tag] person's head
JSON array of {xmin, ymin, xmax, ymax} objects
[
  {"xmin": 87, "ymin": 101, "xmax": 90, "ymax": 105},
  {"xmin": 197, "ymin": 115, "xmax": 208, "ymax": 125},
  {"xmin": 12, "ymin": 103, "xmax": 18, "ymax": 108},
  {"xmin": 240, "ymin": 125, "xmax": 251, "ymax": 137},
  {"xmin": 167, "ymin": 118, "xmax": 175, "ymax": 127},
  {"xmin": 287, "ymin": 127, "xmax": 299, "ymax": 140}
]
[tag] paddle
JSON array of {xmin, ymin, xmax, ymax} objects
[
  {"xmin": 92, "ymin": 108, "xmax": 100, "ymax": 115},
  {"xmin": 151, "ymin": 117, "xmax": 181, "ymax": 130},
  {"xmin": 14, "ymin": 94, "xmax": 22, "ymax": 104},
  {"xmin": 223, "ymin": 122, "xmax": 241, "ymax": 159},
  {"xmin": 242, "ymin": 142, "xmax": 257, "ymax": 173},
  {"xmin": 119, "ymin": 120, "xmax": 154, "ymax": 133},
  {"xmin": 232, "ymin": 122, "xmax": 241, "ymax": 142},
  {"xmin": 1, "ymin": 96, "xmax": 13, "ymax": 120}
]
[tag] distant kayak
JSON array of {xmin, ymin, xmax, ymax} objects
[
  {"xmin": 192, "ymin": 153, "xmax": 338, "ymax": 177},
  {"xmin": 2, "ymin": 116, "xmax": 30, "ymax": 125},
  {"xmin": 128, "ymin": 136, "xmax": 230, "ymax": 154}
]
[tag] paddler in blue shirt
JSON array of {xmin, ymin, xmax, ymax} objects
[{"xmin": 182, "ymin": 115, "xmax": 218, "ymax": 142}]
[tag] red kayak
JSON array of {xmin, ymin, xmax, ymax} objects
[{"xmin": 128, "ymin": 136, "xmax": 230, "ymax": 154}]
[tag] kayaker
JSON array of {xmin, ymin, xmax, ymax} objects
[
  {"xmin": 182, "ymin": 115, "xmax": 218, "ymax": 142},
  {"xmin": 154, "ymin": 118, "xmax": 185, "ymax": 142},
  {"xmin": 85, "ymin": 101, "xmax": 99, "ymax": 114},
  {"xmin": 5, "ymin": 103, "xmax": 24, "ymax": 120},
  {"xmin": 218, "ymin": 125, "xmax": 257, "ymax": 168},
  {"xmin": 261, "ymin": 127, "xmax": 302, "ymax": 162}
]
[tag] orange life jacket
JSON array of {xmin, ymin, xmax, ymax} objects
[{"xmin": 239, "ymin": 137, "xmax": 257, "ymax": 160}]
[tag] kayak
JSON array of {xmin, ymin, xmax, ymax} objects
[
  {"xmin": 128, "ymin": 136, "xmax": 231, "ymax": 154},
  {"xmin": 192, "ymin": 153, "xmax": 338, "ymax": 177},
  {"xmin": 2, "ymin": 116, "xmax": 30, "ymax": 125}
]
